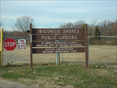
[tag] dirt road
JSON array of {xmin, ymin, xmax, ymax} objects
[
  {"xmin": 0, "ymin": 77, "xmax": 43, "ymax": 88},
  {"xmin": 0, "ymin": 77, "xmax": 74, "ymax": 88},
  {"xmin": 0, "ymin": 77, "xmax": 28, "ymax": 88}
]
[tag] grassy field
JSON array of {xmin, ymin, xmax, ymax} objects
[
  {"xmin": 2, "ymin": 45, "xmax": 117, "ymax": 66},
  {"xmin": 1, "ymin": 45, "xmax": 117, "ymax": 87},
  {"xmin": 1, "ymin": 62, "xmax": 117, "ymax": 88}
]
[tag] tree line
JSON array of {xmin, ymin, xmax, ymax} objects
[
  {"xmin": 59, "ymin": 20, "xmax": 117, "ymax": 36},
  {"xmin": 1, "ymin": 15, "xmax": 117, "ymax": 38}
]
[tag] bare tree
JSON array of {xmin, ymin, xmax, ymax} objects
[
  {"xmin": 88, "ymin": 27, "xmax": 93, "ymax": 36},
  {"xmin": 112, "ymin": 20, "xmax": 117, "ymax": 35},
  {"xmin": 91, "ymin": 19, "xmax": 97, "ymax": 26},
  {"xmin": 65, "ymin": 22, "xmax": 74, "ymax": 28},
  {"xmin": 13, "ymin": 15, "xmax": 35, "ymax": 37},
  {"xmin": 60, "ymin": 23, "xmax": 67, "ymax": 28},
  {"xmin": 60, "ymin": 22, "xmax": 74, "ymax": 28},
  {"xmin": 74, "ymin": 20, "xmax": 86, "ymax": 28},
  {"xmin": 60, "ymin": 20, "xmax": 86, "ymax": 28},
  {"xmin": 97, "ymin": 20, "xmax": 116, "ymax": 36}
]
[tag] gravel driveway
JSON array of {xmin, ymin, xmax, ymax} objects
[
  {"xmin": 0, "ymin": 77, "xmax": 44, "ymax": 88},
  {"xmin": 2, "ymin": 53, "xmax": 28, "ymax": 65}
]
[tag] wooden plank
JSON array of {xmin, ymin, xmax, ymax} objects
[
  {"xmin": 32, "ymin": 47, "xmax": 85, "ymax": 54},
  {"xmin": 32, "ymin": 35, "xmax": 85, "ymax": 40},
  {"xmin": 32, "ymin": 28, "xmax": 85, "ymax": 34},
  {"xmin": 32, "ymin": 41, "xmax": 85, "ymax": 47}
]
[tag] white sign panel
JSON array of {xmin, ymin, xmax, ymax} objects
[{"xmin": 18, "ymin": 39, "xmax": 26, "ymax": 50}]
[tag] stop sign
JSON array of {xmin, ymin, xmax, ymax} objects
[{"xmin": 3, "ymin": 38, "xmax": 16, "ymax": 51}]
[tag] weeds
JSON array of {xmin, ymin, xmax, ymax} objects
[{"xmin": 0, "ymin": 62, "xmax": 117, "ymax": 88}]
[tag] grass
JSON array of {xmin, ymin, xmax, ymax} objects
[
  {"xmin": 3, "ymin": 45, "xmax": 117, "ymax": 65},
  {"xmin": 0, "ymin": 62, "xmax": 117, "ymax": 88}
]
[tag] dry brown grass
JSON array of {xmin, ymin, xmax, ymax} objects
[{"xmin": 2, "ymin": 45, "xmax": 117, "ymax": 65}]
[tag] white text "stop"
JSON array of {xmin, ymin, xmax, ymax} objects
[{"xmin": 4, "ymin": 42, "xmax": 16, "ymax": 47}]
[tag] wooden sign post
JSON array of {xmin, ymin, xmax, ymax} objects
[
  {"xmin": 30, "ymin": 23, "xmax": 33, "ymax": 71},
  {"xmin": 85, "ymin": 24, "xmax": 88, "ymax": 68}
]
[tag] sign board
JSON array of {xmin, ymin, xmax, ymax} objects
[
  {"xmin": 18, "ymin": 39, "xmax": 26, "ymax": 50},
  {"xmin": 3, "ymin": 38, "xmax": 16, "ymax": 51},
  {"xmin": 30, "ymin": 23, "xmax": 88, "ymax": 70}
]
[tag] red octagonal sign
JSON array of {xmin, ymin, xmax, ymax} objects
[{"xmin": 3, "ymin": 38, "xmax": 16, "ymax": 51}]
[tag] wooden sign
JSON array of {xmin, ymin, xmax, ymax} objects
[{"xmin": 30, "ymin": 23, "xmax": 88, "ymax": 70}]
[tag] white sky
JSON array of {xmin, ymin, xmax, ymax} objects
[{"xmin": 0, "ymin": 0, "xmax": 117, "ymax": 31}]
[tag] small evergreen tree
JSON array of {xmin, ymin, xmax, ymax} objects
[
  {"xmin": 94, "ymin": 26, "xmax": 101, "ymax": 40},
  {"xmin": 82, "ymin": 24, "xmax": 85, "ymax": 29}
]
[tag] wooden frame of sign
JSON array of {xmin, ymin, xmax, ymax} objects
[{"xmin": 30, "ymin": 23, "xmax": 88, "ymax": 71}]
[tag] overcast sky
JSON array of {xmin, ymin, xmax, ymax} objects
[{"xmin": 0, "ymin": 0, "xmax": 117, "ymax": 31}]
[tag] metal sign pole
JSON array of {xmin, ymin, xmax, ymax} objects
[
  {"xmin": 58, "ymin": 53, "xmax": 60, "ymax": 62},
  {"xmin": 55, "ymin": 40, "xmax": 58, "ymax": 64}
]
